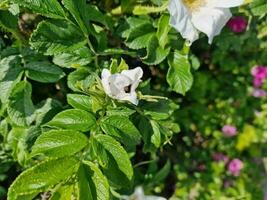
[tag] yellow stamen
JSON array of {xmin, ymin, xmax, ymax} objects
[{"xmin": 182, "ymin": 0, "xmax": 206, "ymax": 11}]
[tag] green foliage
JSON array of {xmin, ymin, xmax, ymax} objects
[
  {"xmin": 31, "ymin": 130, "xmax": 88, "ymax": 157},
  {"xmin": 167, "ymin": 50, "xmax": 193, "ymax": 95},
  {"xmin": 7, "ymin": 81, "xmax": 35, "ymax": 126},
  {"xmin": 30, "ymin": 19, "xmax": 87, "ymax": 55},
  {"xmin": 100, "ymin": 115, "xmax": 141, "ymax": 146},
  {"xmin": 46, "ymin": 109, "xmax": 96, "ymax": 132},
  {"xmin": 8, "ymin": 157, "xmax": 79, "ymax": 200},
  {"xmin": 25, "ymin": 61, "xmax": 65, "ymax": 83},
  {"xmin": 10, "ymin": 0, "xmax": 65, "ymax": 19},
  {"xmin": 93, "ymin": 134, "xmax": 134, "ymax": 184},
  {"xmin": 0, "ymin": 0, "xmax": 266, "ymax": 199}
]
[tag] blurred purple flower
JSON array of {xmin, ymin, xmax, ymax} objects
[
  {"xmin": 264, "ymin": 193, "xmax": 267, "ymax": 200},
  {"xmin": 222, "ymin": 125, "xmax": 237, "ymax": 137},
  {"xmin": 252, "ymin": 89, "xmax": 267, "ymax": 98},
  {"xmin": 212, "ymin": 153, "xmax": 229, "ymax": 163},
  {"xmin": 227, "ymin": 16, "xmax": 247, "ymax": 33},
  {"xmin": 228, "ymin": 159, "xmax": 244, "ymax": 176}
]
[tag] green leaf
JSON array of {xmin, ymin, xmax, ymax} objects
[
  {"xmin": 106, "ymin": 107, "xmax": 135, "ymax": 117},
  {"xmin": 136, "ymin": 116, "xmax": 160, "ymax": 152},
  {"xmin": 50, "ymin": 184, "xmax": 74, "ymax": 200},
  {"xmin": 132, "ymin": 3, "xmax": 168, "ymax": 15},
  {"xmin": 10, "ymin": 0, "xmax": 65, "ymax": 19},
  {"xmin": 110, "ymin": 58, "xmax": 129, "ymax": 73},
  {"xmin": 100, "ymin": 115, "xmax": 141, "ymax": 146},
  {"xmin": 34, "ymin": 98, "xmax": 62, "ymax": 126},
  {"xmin": 121, "ymin": 0, "xmax": 136, "ymax": 13},
  {"xmin": 94, "ymin": 134, "xmax": 133, "ymax": 182},
  {"xmin": 31, "ymin": 130, "xmax": 88, "ymax": 158},
  {"xmin": 0, "ymin": 10, "xmax": 18, "ymax": 30},
  {"xmin": 150, "ymin": 120, "xmax": 161, "ymax": 148},
  {"xmin": 0, "ymin": 55, "xmax": 23, "ymax": 103},
  {"xmin": 86, "ymin": 5, "xmax": 113, "ymax": 30},
  {"xmin": 143, "ymin": 34, "xmax": 170, "ymax": 65},
  {"xmin": 7, "ymin": 127, "xmax": 28, "ymax": 165},
  {"xmin": 156, "ymin": 14, "xmax": 170, "ymax": 48},
  {"xmin": 167, "ymin": 50, "xmax": 193, "ymax": 95},
  {"xmin": 67, "ymin": 94, "xmax": 92, "ymax": 112},
  {"xmin": 30, "ymin": 19, "xmax": 86, "ymax": 55},
  {"xmin": 62, "ymin": 0, "xmax": 90, "ymax": 34},
  {"xmin": 7, "ymin": 81, "xmax": 35, "ymax": 126},
  {"xmin": 125, "ymin": 23, "xmax": 155, "ymax": 50},
  {"xmin": 151, "ymin": 160, "xmax": 171, "ymax": 183},
  {"xmin": 46, "ymin": 109, "xmax": 96, "ymax": 132},
  {"xmin": 250, "ymin": 0, "xmax": 267, "ymax": 16},
  {"xmin": 67, "ymin": 68, "xmax": 91, "ymax": 92},
  {"xmin": 78, "ymin": 161, "xmax": 110, "ymax": 200},
  {"xmin": 190, "ymin": 54, "xmax": 201, "ymax": 70},
  {"xmin": 25, "ymin": 61, "xmax": 65, "ymax": 83},
  {"xmin": 7, "ymin": 157, "xmax": 79, "ymax": 200},
  {"xmin": 53, "ymin": 47, "xmax": 92, "ymax": 68}
]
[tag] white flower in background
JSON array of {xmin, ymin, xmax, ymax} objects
[
  {"xmin": 168, "ymin": 0, "xmax": 244, "ymax": 44},
  {"xmin": 122, "ymin": 187, "xmax": 167, "ymax": 200},
  {"xmin": 101, "ymin": 67, "xmax": 143, "ymax": 105}
]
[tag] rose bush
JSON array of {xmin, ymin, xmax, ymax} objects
[{"xmin": 0, "ymin": 0, "xmax": 267, "ymax": 200}]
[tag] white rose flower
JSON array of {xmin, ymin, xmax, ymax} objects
[
  {"xmin": 168, "ymin": 0, "xmax": 244, "ymax": 44},
  {"xmin": 122, "ymin": 187, "xmax": 167, "ymax": 200},
  {"xmin": 101, "ymin": 67, "xmax": 143, "ymax": 105}
]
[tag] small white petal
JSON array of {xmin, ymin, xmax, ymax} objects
[
  {"xmin": 120, "ymin": 93, "xmax": 139, "ymax": 105},
  {"xmin": 212, "ymin": 0, "xmax": 244, "ymax": 8},
  {"xmin": 122, "ymin": 67, "xmax": 143, "ymax": 92},
  {"xmin": 121, "ymin": 67, "xmax": 143, "ymax": 82},
  {"xmin": 101, "ymin": 69, "xmax": 112, "ymax": 96},
  {"xmin": 168, "ymin": 0, "xmax": 199, "ymax": 43},
  {"xmin": 191, "ymin": 7, "xmax": 232, "ymax": 44},
  {"xmin": 101, "ymin": 68, "xmax": 111, "ymax": 79}
]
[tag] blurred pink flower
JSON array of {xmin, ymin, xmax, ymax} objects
[
  {"xmin": 212, "ymin": 153, "xmax": 229, "ymax": 163},
  {"xmin": 228, "ymin": 159, "xmax": 244, "ymax": 176},
  {"xmin": 227, "ymin": 16, "xmax": 247, "ymax": 33},
  {"xmin": 253, "ymin": 78, "xmax": 264, "ymax": 87},
  {"xmin": 251, "ymin": 66, "xmax": 267, "ymax": 87},
  {"xmin": 264, "ymin": 193, "xmax": 267, "ymax": 200},
  {"xmin": 252, "ymin": 89, "xmax": 267, "ymax": 98},
  {"xmin": 222, "ymin": 125, "xmax": 237, "ymax": 137}
]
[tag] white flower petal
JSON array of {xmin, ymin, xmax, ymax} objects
[
  {"xmin": 101, "ymin": 68, "xmax": 111, "ymax": 79},
  {"xmin": 121, "ymin": 67, "xmax": 143, "ymax": 82},
  {"xmin": 168, "ymin": 0, "xmax": 199, "ymax": 43},
  {"xmin": 212, "ymin": 0, "xmax": 244, "ymax": 8},
  {"xmin": 101, "ymin": 67, "xmax": 143, "ymax": 105},
  {"xmin": 191, "ymin": 7, "xmax": 232, "ymax": 44},
  {"xmin": 101, "ymin": 69, "xmax": 112, "ymax": 96},
  {"xmin": 108, "ymin": 74, "xmax": 131, "ymax": 97},
  {"xmin": 122, "ymin": 67, "xmax": 143, "ymax": 93},
  {"xmin": 120, "ymin": 93, "xmax": 139, "ymax": 105}
]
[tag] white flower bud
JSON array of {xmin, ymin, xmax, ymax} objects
[{"xmin": 101, "ymin": 67, "xmax": 143, "ymax": 105}]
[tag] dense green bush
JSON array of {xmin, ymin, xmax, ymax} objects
[{"xmin": 0, "ymin": 0, "xmax": 267, "ymax": 199}]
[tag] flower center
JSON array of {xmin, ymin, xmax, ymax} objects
[
  {"xmin": 182, "ymin": 0, "xmax": 205, "ymax": 11},
  {"xmin": 124, "ymin": 85, "xmax": 131, "ymax": 93}
]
